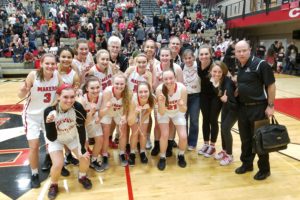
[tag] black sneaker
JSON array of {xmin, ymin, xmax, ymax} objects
[
  {"xmin": 120, "ymin": 154, "xmax": 128, "ymax": 167},
  {"xmin": 157, "ymin": 157, "xmax": 166, "ymax": 171},
  {"xmin": 151, "ymin": 141, "xmax": 160, "ymax": 156},
  {"xmin": 102, "ymin": 156, "xmax": 109, "ymax": 170},
  {"xmin": 42, "ymin": 154, "xmax": 52, "ymax": 171},
  {"xmin": 253, "ymin": 171, "xmax": 271, "ymax": 180},
  {"xmin": 48, "ymin": 183, "xmax": 58, "ymax": 200},
  {"xmin": 177, "ymin": 155, "xmax": 187, "ymax": 168},
  {"xmin": 140, "ymin": 152, "xmax": 148, "ymax": 164},
  {"xmin": 61, "ymin": 166, "xmax": 70, "ymax": 177},
  {"xmin": 65, "ymin": 153, "xmax": 79, "ymax": 165},
  {"xmin": 78, "ymin": 176, "xmax": 92, "ymax": 190},
  {"xmin": 31, "ymin": 174, "xmax": 40, "ymax": 188},
  {"xmin": 128, "ymin": 153, "xmax": 136, "ymax": 166},
  {"xmin": 90, "ymin": 160, "xmax": 105, "ymax": 172},
  {"xmin": 166, "ymin": 140, "xmax": 173, "ymax": 157}
]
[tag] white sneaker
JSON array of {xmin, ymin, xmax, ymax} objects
[
  {"xmin": 204, "ymin": 145, "xmax": 216, "ymax": 158},
  {"xmin": 146, "ymin": 138, "xmax": 152, "ymax": 150},
  {"xmin": 220, "ymin": 154, "xmax": 233, "ymax": 166},
  {"xmin": 214, "ymin": 150, "xmax": 226, "ymax": 160},
  {"xmin": 198, "ymin": 144, "xmax": 209, "ymax": 155},
  {"xmin": 188, "ymin": 146, "xmax": 196, "ymax": 151}
]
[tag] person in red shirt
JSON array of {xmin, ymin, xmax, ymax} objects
[{"xmin": 88, "ymin": 38, "xmax": 96, "ymax": 55}]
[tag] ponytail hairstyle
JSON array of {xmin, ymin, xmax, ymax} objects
[
  {"xmin": 161, "ymin": 69, "xmax": 176, "ymax": 107},
  {"xmin": 37, "ymin": 53, "xmax": 56, "ymax": 82},
  {"xmin": 137, "ymin": 81, "xmax": 154, "ymax": 109},
  {"xmin": 210, "ymin": 61, "xmax": 228, "ymax": 95},
  {"xmin": 82, "ymin": 75, "xmax": 101, "ymax": 95},
  {"xmin": 95, "ymin": 49, "xmax": 110, "ymax": 75},
  {"xmin": 113, "ymin": 73, "xmax": 130, "ymax": 115},
  {"xmin": 74, "ymin": 38, "xmax": 88, "ymax": 56}
]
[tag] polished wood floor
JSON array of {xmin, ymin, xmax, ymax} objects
[{"xmin": 1, "ymin": 74, "xmax": 300, "ymax": 200}]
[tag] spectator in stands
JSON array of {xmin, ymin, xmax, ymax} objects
[
  {"xmin": 284, "ymin": 41, "xmax": 298, "ymax": 73},
  {"xmin": 13, "ymin": 41, "xmax": 24, "ymax": 63},
  {"xmin": 135, "ymin": 24, "xmax": 146, "ymax": 48},
  {"xmin": 256, "ymin": 41, "xmax": 266, "ymax": 59},
  {"xmin": 58, "ymin": 21, "xmax": 68, "ymax": 38}
]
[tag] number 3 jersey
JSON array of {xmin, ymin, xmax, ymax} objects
[{"xmin": 24, "ymin": 70, "xmax": 59, "ymax": 115}]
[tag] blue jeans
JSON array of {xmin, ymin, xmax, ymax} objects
[{"xmin": 186, "ymin": 93, "xmax": 201, "ymax": 147}]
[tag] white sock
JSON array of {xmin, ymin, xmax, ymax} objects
[
  {"xmin": 178, "ymin": 150, "xmax": 185, "ymax": 155},
  {"xmin": 160, "ymin": 153, "xmax": 166, "ymax": 158},
  {"xmin": 102, "ymin": 152, "xmax": 108, "ymax": 157},
  {"xmin": 140, "ymin": 149, "xmax": 146, "ymax": 153},
  {"xmin": 119, "ymin": 151, "xmax": 125, "ymax": 155},
  {"xmin": 130, "ymin": 150, "xmax": 135, "ymax": 154},
  {"xmin": 31, "ymin": 168, "xmax": 38, "ymax": 175},
  {"xmin": 79, "ymin": 172, "xmax": 86, "ymax": 179}
]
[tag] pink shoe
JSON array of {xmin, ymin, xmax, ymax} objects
[
  {"xmin": 204, "ymin": 145, "xmax": 216, "ymax": 158},
  {"xmin": 220, "ymin": 154, "xmax": 233, "ymax": 166},
  {"xmin": 214, "ymin": 150, "xmax": 226, "ymax": 160}
]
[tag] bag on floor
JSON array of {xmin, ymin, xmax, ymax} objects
[{"xmin": 253, "ymin": 116, "xmax": 290, "ymax": 155}]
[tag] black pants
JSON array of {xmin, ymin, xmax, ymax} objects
[
  {"xmin": 221, "ymin": 106, "xmax": 238, "ymax": 155},
  {"xmin": 200, "ymin": 93, "xmax": 222, "ymax": 143},
  {"xmin": 238, "ymin": 103, "xmax": 270, "ymax": 172}
]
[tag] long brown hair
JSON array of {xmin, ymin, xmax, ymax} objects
[
  {"xmin": 137, "ymin": 81, "xmax": 154, "ymax": 109},
  {"xmin": 74, "ymin": 38, "xmax": 88, "ymax": 55},
  {"xmin": 36, "ymin": 53, "xmax": 56, "ymax": 82},
  {"xmin": 95, "ymin": 49, "xmax": 110, "ymax": 75},
  {"xmin": 113, "ymin": 73, "xmax": 130, "ymax": 115},
  {"xmin": 160, "ymin": 47, "xmax": 175, "ymax": 73},
  {"xmin": 161, "ymin": 70, "xmax": 176, "ymax": 107},
  {"xmin": 82, "ymin": 75, "xmax": 101, "ymax": 94}
]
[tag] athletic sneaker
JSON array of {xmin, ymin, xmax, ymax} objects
[
  {"xmin": 146, "ymin": 138, "xmax": 152, "ymax": 150},
  {"xmin": 204, "ymin": 145, "xmax": 216, "ymax": 158},
  {"xmin": 220, "ymin": 154, "xmax": 234, "ymax": 166},
  {"xmin": 120, "ymin": 154, "xmax": 128, "ymax": 167},
  {"xmin": 151, "ymin": 141, "xmax": 160, "ymax": 156},
  {"xmin": 78, "ymin": 176, "xmax": 92, "ymax": 190},
  {"xmin": 140, "ymin": 152, "xmax": 148, "ymax": 164},
  {"xmin": 65, "ymin": 153, "xmax": 79, "ymax": 165},
  {"xmin": 157, "ymin": 157, "xmax": 166, "ymax": 171},
  {"xmin": 61, "ymin": 166, "xmax": 70, "ymax": 177},
  {"xmin": 48, "ymin": 183, "xmax": 58, "ymax": 200},
  {"xmin": 31, "ymin": 174, "xmax": 40, "ymax": 188},
  {"xmin": 102, "ymin": 156, "xmax": 109, "ymax": 170},
  {"xmin": 177, "ymin": 155, "xmax": 187, "ymax": 168},
  {"xmin": 90, "ymin": 160, "xmax": 105, "ymax": 172},
  {"xmin": 198, "ymin": 144, "xmax": 209, "ymax": 155},
  {"xmin": 128, "ymin": 153, "xmax": 136, "ymax": 166},
  {"xmin": 42, "ymin": 154, "xmax": 52, "ymax": 171},
  {"xmin": 187, "ymin": 146, "xmax": 196, "ymax": 151},
  {"xmin": 214, "ymin": 150, "xmax": 226, "ymax": 160}
]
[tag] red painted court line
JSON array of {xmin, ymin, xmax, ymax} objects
[
  {"xmin": 125, "ymin": 165, "xmax": 134, "ymax": 200},
  {"xmin": 0, "ymin": 104, "xmax": 23, "ymax": 112}
]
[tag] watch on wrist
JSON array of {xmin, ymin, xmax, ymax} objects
[{"xmin": 268, "ymin": 103, "xmax": 274, "ymax": 108}]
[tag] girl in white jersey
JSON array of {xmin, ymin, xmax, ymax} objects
[
  {"xmin": 72, "ymin": 39, "xmax": 95, "ymax": 84},
  {"xmin": 44, "ymin": 84, "xmax": 92, "ymax": 199},
  {"xmin": 156, "ymin": 70, "xmax": 188, "ymax": 171},
  {"xmin": 78, "ymin": 76, "xmax": 105, "ymax": 172},
  {"xmin": 58, "ymin": 47, "xmax": 80, "ymax": 89},
  {"xmin": 143, "ymin": 39, "xmax": 160, "ymax": 150},
  {"xmin": 125, "ymin": 53, "xmax": 152, "ymax": 93},
  {"xmin": 182, "ymin": 49, "xmax": 201, "ymax": 151},
  {"xmin": 151, "ymin": 47, "xmax": 183, "ymax": 157},
  {"xmin": 88, "ymin": 49, "xmax": 116, "ymax": 91},
  {"xmin": 127, "ymin": 82, "xmax": 155, "ymax": 166},
  {"xmin": 18, "ymin": 53, "xmax": 62, "ymax": 188},
  {"xmin": 100, "ymin": 74, "xmax": 131, "ymax": 168}
]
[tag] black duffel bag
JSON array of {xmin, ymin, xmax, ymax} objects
[{"xmin": 253, "ymin": 116, "xmax": 290, "ymax": 155}]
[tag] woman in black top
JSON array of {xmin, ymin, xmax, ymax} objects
[
  {"xmin": 210, "ymin": 61, "xmax": 238, "ymax": 166},
  {"xmin": 197, "ymin": 45, "xmax": 222, "ymax": 158},
  {"xmin": 44, "ymin": 84, "xmax": 92, "ymax": 199}
]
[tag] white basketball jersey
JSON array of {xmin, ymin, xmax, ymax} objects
[
  {"xmin": 72, "ymin": 52, "xmax": 94, "ymax": 74},
  {"xmin": 83, "ymin": 92, "xmax": 102, "ymax": 116},
  {"xmin": 61, "ymin": 68, "xmax": 76, "ymax": 85},
  {"xmin": 106, "ymin": 86, "xmax": 123, "ymax": 117},
  {"xmin": 90, "ymin": 65, "xmax": 113, "ymax": 91},
  {"xmin": 133, "ymin": 93, "xmax": 150, "ymax": 122},
  {"xmin": 55, "ymin": 108, "xmax": 78, "ymax": 144},
  {"xmin": 157, "ymin": 82, "xmax": 184, "ymax": 116},
  {"xmin": 24, "ymin": 71, "xmax": 59, "ymax": 115},
  {"xmin": 127, "ymin": 67, "xmax": 147, "ymax": 93},
  {"xmin": 154, "ymin": 63, "xmax": 181, "ymax": 86}
]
